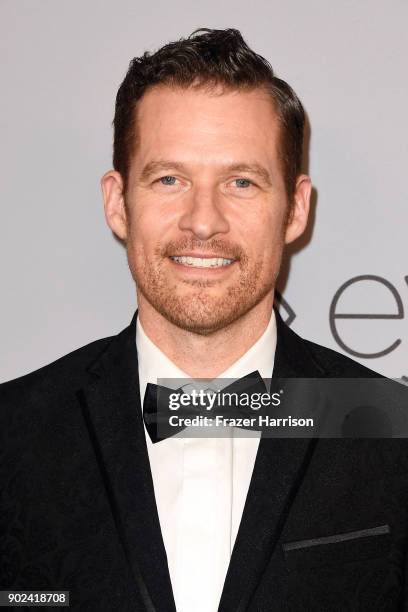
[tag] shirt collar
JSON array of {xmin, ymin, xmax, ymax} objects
[{"xmin": 136, "ymin": 310, "xmax": 277, "ymax": 403}]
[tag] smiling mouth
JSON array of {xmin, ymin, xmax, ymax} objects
[{"xmin": 170, "ymin": 256, "xmax": 235, "ymax": 268}]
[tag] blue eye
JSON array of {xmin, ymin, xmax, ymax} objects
[
  {"xmin": 160, "ymin": 176, "xmax": 177, "ymax": 185},
  {"xmin": 235, "ymin": 178, "xmax": 252, "ymax": 188}
]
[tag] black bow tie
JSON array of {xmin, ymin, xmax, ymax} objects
[{"xmin": 142, "ymin": 371, "xmax": 267, "ymax": 443}]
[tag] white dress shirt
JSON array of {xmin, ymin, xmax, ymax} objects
[{"xmin": 136, "ymin": 311, "xmax": 277, "ymax": 612}]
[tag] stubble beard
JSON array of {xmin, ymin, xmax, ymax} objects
[{"xmin": 127, "ymin": 238, "xmax": 282, "ymax": 335}]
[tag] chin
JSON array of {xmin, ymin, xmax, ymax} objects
[
  {"xmin": 134, "ymin": 259, "xmax": 275, "ymax": 334},
  {"xmin": 149, "ymin": 291, "xmax": 264, "ymax": 335}
]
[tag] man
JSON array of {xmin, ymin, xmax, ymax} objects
[{"xmin": 1, "ymin": 28, "xmax": 408, "ymax": 612}]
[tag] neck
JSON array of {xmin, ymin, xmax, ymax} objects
[{"xmin": 136, "ymin": 292, "xmax": 275, "ymax": 378}]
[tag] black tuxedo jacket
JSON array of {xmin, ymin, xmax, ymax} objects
[{"xmin": 1, "ymin": 309, "xmax": 408, "ymax": 611}]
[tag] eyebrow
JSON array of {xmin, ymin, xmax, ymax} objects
[{"xmin": 138, "ymin": 160, "xmax": 273, "ymax": 186}]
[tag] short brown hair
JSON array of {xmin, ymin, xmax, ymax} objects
[{"xmin": 113, "ymin": 28, "xmax": 305, "ymax": 201}]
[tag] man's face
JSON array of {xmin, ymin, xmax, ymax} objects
[{"xmin": 103, "ymin": 84, "xmax": 310, "ymax": 334}]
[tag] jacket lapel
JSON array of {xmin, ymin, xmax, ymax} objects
[
  {"xmin": 78, "ymin": 312, "xmax": 176, "ymax": 612},
  {"xmin": 78, "ymin": 307, "xmax": 327, "ymax": 612},
  {"xmin": 218, "ymin": 309, "xmax": 326, "ymax": 612}
]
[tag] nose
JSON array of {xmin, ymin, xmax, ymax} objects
[{"xmin": 178, "ymin": 185, "xmax": 230, "ymax": 240}]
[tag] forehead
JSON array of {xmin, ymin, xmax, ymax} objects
[{"xmin": 132, "ymin": 84, "xmax": 281, "ymax": 165}]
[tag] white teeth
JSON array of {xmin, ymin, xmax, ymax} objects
[{"xmin": 171, "ymin": 256, "xmax": 234, "ymax": 268}]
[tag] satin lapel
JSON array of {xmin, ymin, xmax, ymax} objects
[
  {"xmin": 78, "ymin": 312, "xmax": 176, "ymax": 612},
  {"xmin": 218, "ymin": 309, "xmax": 326, "ymax": 612}
]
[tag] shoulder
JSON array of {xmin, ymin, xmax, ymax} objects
[
  {"xmin": 274, "ymin": 308, "xmax": 384, "ymax": 379},
  {"xmin": 0, "ymin": 335, "xmax": 114, "ymax": 405},
  {"xmin": 302, "ymin": 336, "xmax": 382, "ymax": 378},
  {"xmin": 283, "ymin": 319, "xmax": 383, "ymax": 378}
]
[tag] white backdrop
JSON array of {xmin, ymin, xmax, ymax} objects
[{"xmin": 1, "ymin": 0, "xmax": 407, "ymax": 382}]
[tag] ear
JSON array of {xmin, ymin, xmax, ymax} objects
[
  {"xmin": 101, "ymin": 170, "xmax": 128, "ymax": 241},
  {"xmin": 284, "ymin": 174, "xmax": 312, "ymax": 244}
]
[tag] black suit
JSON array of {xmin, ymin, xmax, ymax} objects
[{"xmin": 1, "ymin": 309, "xmax": 408, "ymax": 611}]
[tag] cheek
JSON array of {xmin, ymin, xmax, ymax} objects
[
  {"xmin": 127, "ymin": 194, "xmax": 177, "ymax": 250},
  {"xmin": 242, "ymin": 208, "xmax": 286, "ymax": 257},
  {"xmin": 127, "ymin": 208, "xmax": 157, "ymax": 254}
]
